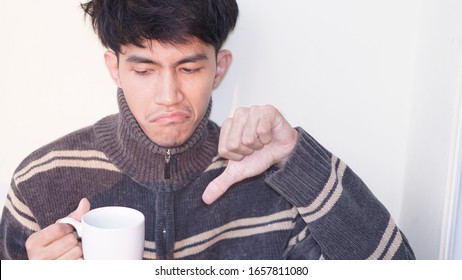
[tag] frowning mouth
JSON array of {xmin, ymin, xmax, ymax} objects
[{"xmin": 147, "ymin": 111, "xmax": 192, "ymax": 124}]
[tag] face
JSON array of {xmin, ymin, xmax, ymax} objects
[{"xmin": 105, "ymin": 39, "xmax": 232, "ymax": 147}]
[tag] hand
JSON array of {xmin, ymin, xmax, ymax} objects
[
  {"xmin": 26, "ymin": 198, "xmax": 90, "ymax": 260},
  {"xmin": 202, "ymin": 105, "xmax": 298, "ymax": 204}
]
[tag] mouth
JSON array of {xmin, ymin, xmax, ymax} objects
[{"xmin": 148, "ymin": 111, "xmax": 192, "ymax": 124}]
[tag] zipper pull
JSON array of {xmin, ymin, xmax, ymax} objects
[{"xmin": 164, "ymin": 149, "xmax": 171, "ymax": 179}]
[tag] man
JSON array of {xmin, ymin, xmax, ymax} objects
[{"xmin": 0, "ymin": 0, "xmax": 414, "ymax": 260}]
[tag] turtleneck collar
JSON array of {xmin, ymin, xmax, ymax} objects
[{"xmin": 94, "ymin": 88, "xmax": 220, "ymax": 189}]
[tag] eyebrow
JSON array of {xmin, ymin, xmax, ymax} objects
[{"xmin": 125, "ymin": 53, "xmax": 209, "ymax": 66}]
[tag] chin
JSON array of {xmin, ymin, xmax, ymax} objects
[
  {"xmin": 150, "ymin": 135, "xmax": 188, "ymax": 148},
  {"xmin": 146, "ymin": 122, "xmax": 199, "ymax": 146}
]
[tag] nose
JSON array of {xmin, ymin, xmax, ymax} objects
[{"xmin": 153, "ymin": 70, "xmax": 183, "ymax": 105}]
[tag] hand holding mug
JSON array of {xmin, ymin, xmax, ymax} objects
[
  {"xmin": 26, "ymin": 198, "xmax": 90, "ymax": 260},
  {"xmin": 59, "ymin": 205, "xmax": 145, "ymax": 260}
]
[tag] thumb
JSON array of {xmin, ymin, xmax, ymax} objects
[
  {"xmin": 68, "ymin": 198, "xmax": 91, "ymax": 221},
  {"xmin": 202, "ymin": 164, "xmax": 242, "ymax": 205}
]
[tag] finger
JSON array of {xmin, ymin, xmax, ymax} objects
[
  {"xmin": 257, "ymin": 106, "xmax": 276, "ymax": 145},
  {"xmin": 220, "ymin": 147, "xmax": 253, "ymax": 161},
  {"xmin": 237, "ymin": 105, "xmax": 276, "ymax": 152},
  {"xmin": 26, "ymin": 224, "xmax": 77, "ymax": 260},
  {"xmin": 254, "ymin": 105, "xmax": 276, "ymax": 145},
  {"xmin": 202, "ymin": 163, "xmax": 244, "ymax": 204},
  {"xmin": 241, "ymin": 107, "xmax": 264, "ymax": 150},
  {"xmin": 68, "ymin": 198, "xmax": 91, "ymax": 221},
  {"xmin": 26, "ymin": 223, "xmax": 74, "ymax": 250},
  {"xmin": 202, "ymin": 174, "xmax": 231, "ymax": 205},
  {"xmin": 55, "ymin": 242, "xmax": 83, "ymax": 260},
  {"xmin": 219, "ymin": 117, "xmax": 252, "ymax": 161},
  {"xmin": 225, "ymin": 108, "xmax": 255, "ymax": 155},
  {"xmin": 46, "ymin": 232, "xmax": 80, "ymax": 260}
]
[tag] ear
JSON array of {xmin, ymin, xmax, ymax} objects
[
  {"xmin": 213, "ymin": 49, "xmax": 232, "ymax": 89},
  {"xmin": 104, "ymin": 50, "xmax": 122, "ymax": 88}
]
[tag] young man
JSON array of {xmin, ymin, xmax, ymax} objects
[{"xmin": 0, "ymin": 0, "xmax": 414, "ymax": 260}]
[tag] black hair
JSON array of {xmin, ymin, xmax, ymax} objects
[{"xmin": 81, "ymin": 0, "xmax": 239, "ymax": 54}]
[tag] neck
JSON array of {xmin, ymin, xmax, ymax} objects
[{"xmin": 94, "ymin": 88, "xmax": 220, "ymax": 189}]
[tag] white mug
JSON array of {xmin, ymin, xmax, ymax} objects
[{"xmin": 59, "ymin": 206, "xmax": 145, "ymax": 260}]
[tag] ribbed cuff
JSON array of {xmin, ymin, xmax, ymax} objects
[{"xmin": 266, "ymin": 127, "xmax": 334, "ymax": 207}]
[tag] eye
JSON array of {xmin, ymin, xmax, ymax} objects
[
  {"xmin": 180, "ymin": 67, "xmax": 200, "ymax": 74},
  {"xmin": 134, "ymin": 69, "xmax": 151, "ymax": 75}
]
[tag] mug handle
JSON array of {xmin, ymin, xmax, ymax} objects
[{"xmin": 59, "ymin": 217, "xmax": 83, "ymax": 237}]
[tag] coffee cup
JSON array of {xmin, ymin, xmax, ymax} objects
[{"xmin": 59, "ymin": 206, "xmax": 145, "ymax": 260}]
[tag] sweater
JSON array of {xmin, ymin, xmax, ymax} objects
[{"xmin": 0, "ymin": 89, "xmax": 415, "ymax": 260}]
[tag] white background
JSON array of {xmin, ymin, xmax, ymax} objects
[{"xmin": 0, "ymin": 0, "xmax": 461, "ymax": 259}]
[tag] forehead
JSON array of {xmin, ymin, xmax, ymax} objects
[{"xmin": 119, "ymin": 38, "xmax": 215, "ymax": 59}]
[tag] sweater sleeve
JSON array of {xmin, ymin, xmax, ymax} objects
[
  {"xmin": 266, "ymin": 127, "xmax": 415, "ymax": 260},
  {"xmin": 0, "ymin": 180, "xmax": 40, "ymax": 260}
]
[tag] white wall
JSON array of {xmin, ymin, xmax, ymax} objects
[
  {"xmin": 400, "ymin": 0, "xmax": 462, "ymax": 259},
  {"xmin": 0, "ymin": 1, "xmax": 116, "ymax": 206},
  {"xmin": 0, "ymin": 0, "xmax": 460, "ymax": 259},
  {"xmin": 215, "ymin": 0, "xmax": 420, "ymax": 223}
]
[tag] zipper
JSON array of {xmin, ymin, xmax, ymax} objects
[
  {"xmin": 164, "ymin": 148, "xmax": 171, "ymax": 179},
  {"xmin": 163, "ymin": 149, "xmax": 172, "ymax": 257}
]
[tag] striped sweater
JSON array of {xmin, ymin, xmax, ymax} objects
[{"xmin": 0, "ymin": 90, "xmax": 415, "ymax": 259}]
